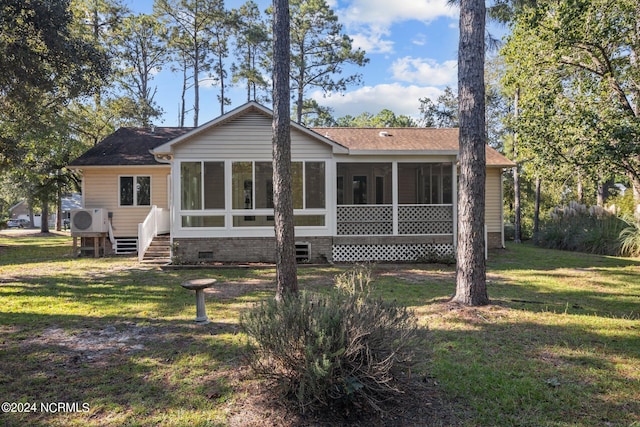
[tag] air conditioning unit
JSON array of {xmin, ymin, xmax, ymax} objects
[{"xmin": 71, "ymin": 208, "xmax": 109, "ymax": 233}]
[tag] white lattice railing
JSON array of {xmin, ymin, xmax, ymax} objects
[
  {"xmin": 337, "ymin": 205, "xmax": 393, "ymax": 235},
  {"xmin": 336, "ymin": 204, "xmax": 453, "ymax": 236},
  {"xmin": 398, "ymin": 205, "xmax": 453, "ymax": 234}
]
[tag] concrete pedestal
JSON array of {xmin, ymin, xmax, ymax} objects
[{"xmin": 180, "ymin": 279, "xmax": 217, "ymax": 324}]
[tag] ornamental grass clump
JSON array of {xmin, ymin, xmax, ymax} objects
[
  {"xmin": 538, "ymin": 201, "xmax": 626, "ymax": 255},
  {"xmin": 619, "ymin": 216, "xmax": 640, "ymax": 257},
  {"xmin": 240, "ymin": 265, "xmax": 419, "ymax": 414}
]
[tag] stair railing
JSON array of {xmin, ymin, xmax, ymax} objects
[{"xmin": 138, "ymin": 205, "xmax": 167, "ymax": 262}]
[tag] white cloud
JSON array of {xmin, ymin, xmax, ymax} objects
[
  {"xmin": 311, "ymin": 83, "xmax": 445, "ymax": 119},
  {"xmin": 340, "ymin": 0, "xmax": 457, "ymax": 27},
  {"xmin": 350, "ymin": 25, "xmax": 394, "ymax": 54},
  {"xmin": 390, "ymin": 57, "xmax": 457, "ymax": 86},
  {"xmin": 411, "ymin": 33, "xmax": 428, "ymax": 47},
  {"xmin": 338, "ymin": 0, "xmax": 458, "ymax": 57}
]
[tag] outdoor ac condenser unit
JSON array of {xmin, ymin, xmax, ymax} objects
[{"xmin": 70, "ymin": 208, "xmax": 109, "ymax": 233}]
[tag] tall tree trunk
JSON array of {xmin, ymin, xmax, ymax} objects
[
  {"xmin": 193, "ymin": 53, "xmax": 200, "ymax": 127},
  {"xmin": 513, "ymin": 87, "xmax": 522, "ymax": 243},
  {"xmin": 217, "ymin": 54, "xmax": 225, "ymax": 115},
  {"xmin": 629, "ymin": 173, "xmax": 640, "ymax": 217},
  {"xmin": 40, "ymin": 199, "xmax": 49, "ymax": 233},
  {"xmin": 533, "ymin": 176, "xmax": 541, "ymax": 242},
  {"xmin": 596, "ymin": 173, "xmax": 605, "ymax": 207},
  {"xmin": 180, "ymin": 61, "xmax": 188, "ymax": 128},
  {"xmin": 272, "ymin": 0, "xmax": 298, "ymax": 300},
  {"xmin": 577, "ymin": 172, "xmax": 584, "ymax": 203},
  {"xmin": 453, "ymin": 0, "xmax": 488, "ymax": 306},
  {"xmin": 56, "ymin": 182, "xmax": 62, "ymax": 232}
]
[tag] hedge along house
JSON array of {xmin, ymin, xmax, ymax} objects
[{"xmin": 69, "ymin": 102, "xmax": 515, "ymax": 263}]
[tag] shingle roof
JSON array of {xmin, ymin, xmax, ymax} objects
[
  {"xmin": 311, "ymin": 127, "xmax": 515, "ymax": 167},
  {"xmin": 69, "ymin": 121, "xmax": 515, "ymax": 169},
  {"xmin": 68, "ymin": 127, "xmax": 193, "ymax": 166}
]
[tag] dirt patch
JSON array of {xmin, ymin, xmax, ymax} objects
[
  {"xmin": 21, "ymin": 324, "xmax": 157, "ymax": 364},
  {"xmin": 204, "ymin": 277, "xmax": 274, "ymax": 299},
  {"xmin": 377, "ymin": 266, "xmax": 455, "ymax": 285}
]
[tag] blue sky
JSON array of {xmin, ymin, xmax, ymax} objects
[{"xmin": 124, "ymin": 0, "xmax": 475, "ymax": 126}]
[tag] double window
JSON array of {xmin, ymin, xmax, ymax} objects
[
  {"xmin": 119, "ymin": 176, "xmax": 151, "ymax": 206},
  {"xmin": 232, "ymin": 161, "xmax": 325, "ymax": 210}
]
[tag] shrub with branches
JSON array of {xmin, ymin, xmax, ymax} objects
[{"xmin": 240, "ymin": 265, "xmax": 419, "ymax": 414}]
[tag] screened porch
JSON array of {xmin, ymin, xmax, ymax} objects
[{"xmin": 335, "ymin": 162, "xmax": 454, "ymax": 236}]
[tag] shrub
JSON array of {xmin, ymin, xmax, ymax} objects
[
  {"xmin": 537, "ymin": 201, "xmax": 626, "ymax": 255},
  {"xmin": 619, "ymin": 216, "xmax": 640, "ymax": 257},
  {"xmin": 240, "ymin": 266, "xmax": 419, "ymax": 414}
]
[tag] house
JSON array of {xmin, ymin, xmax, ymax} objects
[{"xmin": 68, "ymin": 102, "xmax": 515, "ymax": 263}]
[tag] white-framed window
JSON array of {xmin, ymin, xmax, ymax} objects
[
  {"xmin": 119, "ymin": 175, "xmax": 151, "ymax": 206},
  {"xmin": 180, "ymin": 161, "xmax": 225, "ymax": 210},
  {"xmin": 231, "ymin": 160, "xmax": 326, "ymax": 211}
]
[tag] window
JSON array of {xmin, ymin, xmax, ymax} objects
[
  {"xmin": 120, "ymin": 176, "xmax": 151, "ymax": 206},
  {"xmin": 232, "ymin": 161, "xmax": 325, "ymax": 211},
  {"xmin": 181, "ymin": 161, "xmax": 225, "ymax": 210},
  {"xmin": 305, "ymin": 162, "xmax": 325, "ymax": 208}
]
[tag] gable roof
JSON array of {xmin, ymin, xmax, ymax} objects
[
  {"xmin": 311, "ymin": 127, "xmax": 516, "ymax": 167},
  {"xmin": 152, "ymin": 102, "xmax": 349, "ymax": 155},
  {"xmin": 68, "ymin": 103, "xmax": 515, "ymax": 169},
  {"xmin": 68, "ymin": 127, "xmax": 193, "ymax": 167}
]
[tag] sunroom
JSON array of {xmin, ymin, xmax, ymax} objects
[{"xmin": 177, "ymin": 159, "xmax": 329, "ymax": 232}]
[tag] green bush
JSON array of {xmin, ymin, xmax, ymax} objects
[
  {"xmin": 240, "ymin": 266, "xmax": 419, "ymax": 414},
  {"xmin": 537, "ymin": 201, "xmax": 626, "ymax": 255},
  {"xmin": 619, "ymin": 216, "xmax": 640, "ymax": 257}
]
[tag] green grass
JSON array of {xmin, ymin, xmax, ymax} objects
[{"xmin": 1, "ymin": 232, "xmax": 639, "ymax": 426}]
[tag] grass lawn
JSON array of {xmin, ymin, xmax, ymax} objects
[{"xmin": 0, "ymin": 230, "xmax": 639, "ymax": 426}]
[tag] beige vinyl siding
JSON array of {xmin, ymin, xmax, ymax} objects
[
  {"xmin": 485, "ymin": 168, "xmax": 503, "ymax": 233},
  {"xmin": 82, "ymin": 166, "xmax": 170, "ymax": 236},
  {"xmin": 172, "ymin": 112, "xmax": 333, "ymax": 160}
]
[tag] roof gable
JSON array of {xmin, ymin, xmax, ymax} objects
[{"xmin": 152, "ymin": 102, "xmax": 348, "ymax": 155}]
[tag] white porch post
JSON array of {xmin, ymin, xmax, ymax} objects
[
  {"xmin": 452, "ymin": 161, "xmax": 458, "ymax": 250},
  {"xmin": 329, "ymin": 160, "xmax": 336, "ymax": 235},
  {"xmin": 392, "ymin": 161, "xmax": 398, "ymax": 235}
]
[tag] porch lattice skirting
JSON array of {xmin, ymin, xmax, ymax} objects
[
  {"xmin": 332, "ymin": 242, "xmax": 453, "ymax": 262},
  {"xmin": 333, "ymin": 205, "xmax": 454, "ymax": 261}
]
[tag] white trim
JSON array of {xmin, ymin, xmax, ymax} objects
[
  {"xmin": 392, "ymin": 162, "xmax": 399, "ymax": 235},
  {"xmin": 452, "ymin": 161, "xmax": 458, "ymax": 250},
  {"xmin": 347, "ymin": 150, "xmax": 459, "ymax": 156},
  {"xmin": 500, "ymin": 169, "xmax": 506, "ymax": 248}
]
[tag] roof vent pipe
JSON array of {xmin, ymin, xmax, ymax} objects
[{"xmin": 379, "ymin": 131, "xmax": 389, "ymax": 137}]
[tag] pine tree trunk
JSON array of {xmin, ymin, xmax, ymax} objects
[
  {"xmin": 453, "ymin": 0, "xmax": 488, "ymax": 306},
  {"xmin": 533, "ymin": 176, "xmax": 541, "ymax": 241},
  {"xmin": 513, "ymin": 87, "xmax": 521, "ymax": 243},
  {"xmin": 272, "ymin": 0, "xmax": 298, "ymax": 300}
]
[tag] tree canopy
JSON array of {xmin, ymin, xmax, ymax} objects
[{"xmin": 502, "ymin": 0, "xmax": 640, "ymax": 202}]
